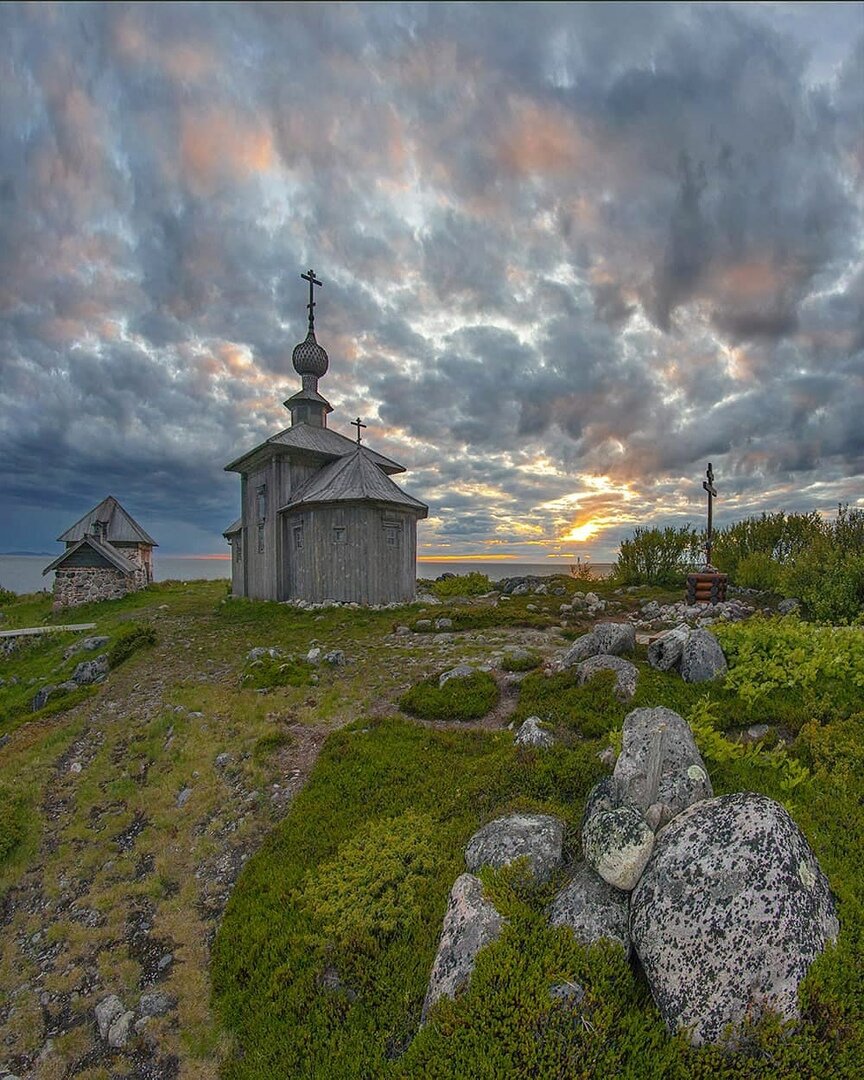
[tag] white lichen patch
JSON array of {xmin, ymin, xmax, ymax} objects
[
  {"xmin": 798, "ymin": 861, "xmax": 817, "ymax": 889},
  {"xmin": 687, "ymin": 764, "xmax": 707, "ymax": 781}
]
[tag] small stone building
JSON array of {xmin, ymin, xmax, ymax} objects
[
  {"xmin": 43, "ymin": 496, "xmax": 157, "ymax": 610},
  {"xmin": 224, "ymin": 270, "xmax": 427, "ymax": 604}
]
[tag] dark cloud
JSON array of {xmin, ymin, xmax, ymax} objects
[{"xmin": 0, "ymin": 1, "xmax": 862, "ymax": 558}]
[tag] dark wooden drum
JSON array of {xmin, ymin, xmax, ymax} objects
[{"xmin": 686, "ymin": 571, "xmax": 728, "ymax": 605}]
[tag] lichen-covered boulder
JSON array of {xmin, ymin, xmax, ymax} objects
[
  {"xmin": 439, "ymin": 664, "xmax": 475, "ymax": 688},
  {"xmin": 465, "ymin": 813, "xmax": 564, "ymax": 884},
  {"xmin": 582, "ymin": 803, "xmax": 654, "ymax": 891},
  {"xmin": 72, "ymin": 654, "xmax": 109, "ymax": 686},
  {"xmin": 647, "ymin": 624, "xmax": 691, "ymax": 672},
  {"xmin": 630, "ymin": 792, "xmax": 839, "ymax": 1047},
  {"xmin": 514, "ymin": 716, "xmax": 554, "ymax": 749},
  {"xmin": 613, "ymin": 707, "xmax": 712, "ymax": 826},
  {"xmin": 680, "ymin": 629, "xmax": 727, "ymax": 683},
  {"xmin": 421, "ymin": 874, "xmax": 505, "ymax": 1021},
  {"xmin": 548, "ymin": 862, "xmax": 630, "ymax": 953},
  {"xmin": 556, "ymin": 622, "xmax": 636, "ymax": 669},
  {"xmin": 577, "ymin": 654, "xmax": 638, "ymax": 701}
]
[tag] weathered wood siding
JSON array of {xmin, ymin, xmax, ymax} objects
[{"xmin": 284, "ymin": 503, "xmax": 419, "ymax": 604}]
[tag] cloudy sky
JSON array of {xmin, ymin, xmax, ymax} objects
[{"xmin": 1, "ymin": 2, "xmax": 862, "ymax": 561}]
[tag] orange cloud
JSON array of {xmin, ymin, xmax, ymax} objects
[
  {"xmin": 180, "ymin": 109, "xmax": 277, "ymax": 192},
  {"xmin": 498, "ymin": 99, "xmax": 599, "ymax": 177}
]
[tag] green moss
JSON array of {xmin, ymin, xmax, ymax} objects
[
  {"xmin": 500, "ymin": 650, "xmax": 541, "ymax": 673},
  {"xmin": 399, "ymin": 671, "xmax": 499, "ymax": 721},
  {"xmin": 252, "ymin": 730, "xmax": 294, "ymax": 761}
]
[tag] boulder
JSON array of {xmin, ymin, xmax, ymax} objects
[
  {"xmin": 246, "ymin": 646, "xmax": 282, "ymax": 661},
  {"xmin": 63, "ymin": 635, "xmax": 109, "ymax": 659},
  {"xmin": 107, "ymin": 1010, "xmax": 135, "ymax": 1049},
  {"xmin": 582, "ymin": 801, "xmax": 654, "ymax": 892},
  {"xmin": 439, "ymin": 664, "xmax": 476, "ymax": 688},
  {"xmin": 71, "ymin": 654, "xmax": 109, "ymax": 686},
  {"xmin": 435, "ymin": 618, "xmax": 453, "ymax": 630},
  {"xmin": 548, "ymin": 862, "xmax": 630, "ymax": 953},
  {"xmin": 514, "ymin": 716, "xmax": 554, "ymax": 749},
  {"xmin": 94, "ymin": 994, "xmax": 125, "ymax": 1040},
  {"xmin": 612, "ymin": 707, "xmax": 712, "ymax": 826},
  {"xmin": 465, "ymin": 813, "xmax": 564, "ymax": 884},
  {"xmin": 323, "ymin": 650, "xmax": 345, "ymax": 665},
  {"xmin": 557, "ymin": 622, "xmax": 636, "ymax": 669},
  {"xmin": 680, "ymin": 629, "xmax": 727, "ymax": 683},
  {"xmin": 421, "ymin": 874, "xmax": 505, "ymax": 1021},
  {"xmin": 777, "ymin": 598, "xmax": 800, "ymax": 615},
  {"xmin": 646, "ymin": 624, "xmax": 691, "ymax": 672},
  {"xmin": 630, "ymin": 792, "xmax": 839, "ymax": 1047},
  {"xmin": 577, "ymin": 654, "xmax": 638, "ymax": 701}
]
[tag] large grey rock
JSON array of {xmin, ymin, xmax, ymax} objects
[
  {"xmin": 514, "ymin": 716, "xmax": 554, "ymax": 749},
  {"xmin": 94, "ymin": 994, "xmax": 125, "ymax": 1040},
  {"xmin": 71, "ymin": 654, "xmax": 109, "ymax": 686},
  {"xmin": 613, "ymin": 707, "xmax": 712, "ymax": 826},
  {"xmin": 647, "ymin": 624, "xmax": 691, "ymax": 672},
  {"xmin": 439, "ymin": 664, "xmax": 475, "ymax": 688},
  {"xmin": 64, "ymin": 635, "xmax": 109, "ymax": 659},
  {"xmin": 577, "ymin": 654, "xmax": 638, "ymax": 701},
  {"xmin": 421, "ymin": 874, "xmax": 505, "ymax": 1021},
  {"xmin": 582, "ymin": 802, "xmax": 654, "ymax": 891},
  {"xmin": 630, "ymin": 792, "xmax": 839, "ymax": 1047},
  {"xmin": 107, "ymin": 1010, "xmax": 135, "ymax": 1048},
  {"xmin": 465, "ymin": 813, "xmax": 565, "ymax": 884},
  {"xmin": 680, "ymin": 629, "xmax": 727, "ymax": 683},
  {"xmin": 558, "ymin": 622, "xmax": 635, "ymax": 669},
  {"xmin": 548, "ymin": 862, "xmax": 630, "ymax": 953}
]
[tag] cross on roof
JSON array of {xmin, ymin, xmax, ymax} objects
[
  {"xmin": 301, "ymin": 268, "xmax": 322, "ymax": 331},
  {"xmin": 351, "ymin": 417, "xmax": 367, "ymax": 445}
]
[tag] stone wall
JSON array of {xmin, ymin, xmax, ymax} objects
[{"xmin": 52, "ymin": 567, "xmax": 142, "ymax": 610}]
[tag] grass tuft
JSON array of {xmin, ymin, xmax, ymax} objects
[{"xmin": 400, "ymin": 671, "xmax": 500, "ymax": 722}]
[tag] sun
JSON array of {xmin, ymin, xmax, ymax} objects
[{"xmin": 562, "ymin": 519, "xmax": 600, "ymax": 543}]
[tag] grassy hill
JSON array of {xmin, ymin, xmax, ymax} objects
[{"xmin": 0, "ymin": 579, "xmax": 861, "ymax": 1078}]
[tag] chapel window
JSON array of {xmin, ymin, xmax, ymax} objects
[
  {"xmin": 257, "ymin": 524, "xmax": 265, "ymax": 553},
  {"xmin": 332, "ymin": 526, "xmax": 346, "ymax": 544},
  {"xmin": 294, "ymin": 525, "xmax": 304, "ymax": 550},
  {"xmin": 256, "ymin": 484, "xmax": 267, "ymax": 522}
]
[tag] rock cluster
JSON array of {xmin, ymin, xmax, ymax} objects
[
  {"xmin": 647, "ymin": 626, "xmax": 727, "ymax": 683},
  {"xmin": 93, "ymin": 990, "xmax": 176, "ymax": 1049},
  {"xmin": 554, "ymin": 622, "xmax": 636, "ymax": 671},
  {"xmin": 495, "ymin": 576, "xmax": 568, "ymax": 597},
  {"xmin": 633, "ymin": 596, "xmax": 754, "ymax": 631}
]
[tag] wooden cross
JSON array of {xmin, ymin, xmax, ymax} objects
[
  {"xmin": 301, "ymin": 268, "xmax": 322, "ymax": 330},
  {"xmin": 702, "ymin": 462, "xmax": 717, "ymax": 565},
  {"xmin": 351, "ymin": 417, "xmax": 367, "ymax": 445}
]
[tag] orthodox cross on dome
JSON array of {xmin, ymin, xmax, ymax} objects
[
  {"xmin": 351, "ymin": 417, "xmax": 367, "ymax": 445},
  {"xmin": 702, "ymin": 462, "xmax": 718, "ymax": 566},
  {"xmin": 301, "ymin": 268, "xmax": 322, "ymax": 331}
]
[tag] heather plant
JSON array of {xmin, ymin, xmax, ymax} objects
[{"xmin": 428, "ymin": 571, "xmax": 493, "ymax": 599}]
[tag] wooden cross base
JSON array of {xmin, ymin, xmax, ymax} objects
[{"xmin": 686, "ymin": 571, "xmax": 728, "ymax": 605}]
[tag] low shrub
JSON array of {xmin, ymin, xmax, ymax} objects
[
  {"xmin": 611, "ymin": 526, "xmax": 701, "ymax": 587},
  {"xmin": 298, "ymin": 810, "xmax": 442, "ymax": 948},
  {"xmin": 0, "ymin": 789, "xmax": 27, "ymax": 866},
  {"xmin": 252, "ymin": 730, "xmax": 293, "ymax": 761},
  {"xmin": 399, "ymin": 671, "xmax": 499, "ymax": 721},
  {"xmin": 500, "ymin": 650, "xmax": 541, "ymax": 673},
  {"xmin": 0, "ymin": 584, "xmax": 16, "ymax": 606},
  {"xmin": 108, "ymin": 624, "xmax": 156, "ymax": 668},
  {"xmin": 240, "ymin": 655, "xmax": 315, "ymax": 690},
  {"xmin": 712, "ymin": 511, "xmax": 824, "ymax": 578},
  {"xmin": 428, "ymin": 572, "xmax": 493, "ymax": 599},
  {"xmin": 781, "ymin": 545, "xmax": 864, "ymax": 625},
  {"xmin": 514, "ymin": 668, "xmax": 624, "ymax": 739}
]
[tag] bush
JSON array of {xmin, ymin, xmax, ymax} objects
[
  {"xmin": 0, "ymin": 583, "xmax": 16, "ymax": 605},
  {"xmin": 0, "ymin": 790, "xmax": 27, "ymax": 866},
  {"xmin": 781, "ymin": 545, "xmax": 864, "ymax": 625},
  {"xmin": 108, "ymin": 624, "xmax": 157, "ymax": 667},
  {"xmin": 711, "ymin": 511, "xmax": 824, "ymax": 577},
  {"xmin": 298, "ymin": 810, "xmax": 442, "ymax": 947},
  {"xmin": 734, "ymin": 551, "xmax": 783, "ymax": 591},
  {"xmin": 500, "ymin": 651, "xmax": 541, "ymax": 673},
  {"xmin": 611, "ymin": 526, "xmax": 701, "ymax": 587},
  {"xmin": 399, "ymin": 671, "xmax": 499, "ymax": 721},
  {"xmin": 429, "ymin": 572, "xmax": 493, "ymax": 599}
]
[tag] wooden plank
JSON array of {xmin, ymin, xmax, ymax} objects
[{"xmin": 0, "ymin": 623, "xmax": 97, "ymax": 639}]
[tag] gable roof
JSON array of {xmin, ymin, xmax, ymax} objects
[
  {"xmin": 43, "ymin": 535, "xmax": 138, "ymax": 576},
  {"xmin": 224, "ymin": 423, "xmax": 405, "ymax": 474},
  {"xmin": 281, "ymin": 447, "xmax": 428, "ymax": 515},
  {"xmin": 222, "ymin": 518, "xmax": 242, "ymax": 537},
  {"xmin": 57, "ymin": 496, "xmax": 158, "ymax": 545}
]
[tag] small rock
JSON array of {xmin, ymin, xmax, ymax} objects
[
  {"xmin": 439, "ymin": 664, "xmax": 475, "ymax": 688},
  {"xmin": 31, "ymin": 685, "xmax": 57, "ymax": 711},
  {"xmin": 680, "ymin": 629, "xmax": 727, "ymax": 683},
  {"xmin": 306, "ymin": 647, "xmax": 321, "ymax": 664},
  {"xmin": 214, "ymin": 752, "xmax": 231, "ymax": 768},
  {"xmin": 526, "ymin": 603, "xmax": 538, "ymax": 612},
  {"xmin": 94, "ymin": 994, "xmax": 125, "ymax": 1040},
  {"xmin": 577, "ymin": 654, "xmax": 638, "ymax": 701},
  {"xmin": 465, "ymin": 813, "xmax": 565, "ymax": 884},
  {"xmin": 435, "ymin": 618, "xmax": 453, "ymax": 630},
  {"xmin": 415, "ymin": 619, "xmax": 432, "ymax": 630},
  {"xmin": 69, "ymin": 761, "xmax": 82, "ymax": 774},
  {"xmin": 246, "ymin": 646, "xmax": 282, "ymax": 661},
  {"xmin": 514, "ymin": 716, "xmax": 554, "ymax": 748},
  {"xmin": 157, "ymin": 952, "xmax": 173, "ymax": 971},
  {"xmin": 394, "ymin": 625, "xmax": 412, "ymax": 636},
  {"xmin": 421, "ymin": 874, "xmax": 505, "ymax": 1021},
  {"xmin": 138, "ymin": 991, "xmax": 175, "ymax": 1017},
  {"xmin": 323, "ymin": 650, "xmax": 345, "ymax": 665},
  {"xmin": 746, "ymin": 724, "xmax": 771, "ymax": 741},
  {"xmin": 777, "ymin": 597, "xmax": 800, "ymax": 615},
  {"xmin": 107, "ymin": 1010, "xmax": 135, "ymax": 1049},
  {"xmin": 63, "ymin": 635, "xmax": 109, "ymax": 659},
  {"xmin": 176, "ymin": 788, "xmax": 192, "ymax": 808},
  {"xmin": 548, "ymin": 862, "xmax": 630, "ymax": 953},
  {"xmin": 71, "ymin": 655, "xmax": 109, "ymax": 686},
  {"xmin": 549, "ymin": 981, "xmax": 585, "ymax": 1006}
]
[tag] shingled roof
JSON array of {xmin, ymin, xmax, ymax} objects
[
  {"xmin": 56, "ymin": 496, "xmax": 158, "ymax": 546},
  {"xmin": 43, "ymin": 534, "xmax": 138, "ymax": 576},
  {"xmin": 224, "ymin": 424, "xmax": 405, "ymax": 474},
  {"xmin": 281, "ymin": 447, "xmax": 428, "ymax": 514}
]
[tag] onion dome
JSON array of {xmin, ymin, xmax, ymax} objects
[{"xmin": 292, "ymin": 329, "xmax": 329, "ymax": 378}]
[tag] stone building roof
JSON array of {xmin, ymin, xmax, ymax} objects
[
  {"xmin": 56, "ymin": 496, "xmax": 158, "ymax": 546},
  {"xmin": 281, "ymin": 447, "xmax": 428, "ymax": 514}
]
